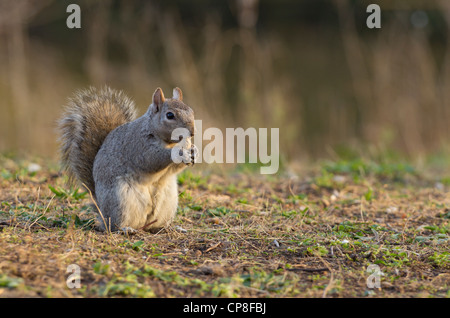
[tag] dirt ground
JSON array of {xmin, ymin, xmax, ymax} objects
[{"xmin": 0, "ymin": 157, "xmax": 449, "ymax": 298}]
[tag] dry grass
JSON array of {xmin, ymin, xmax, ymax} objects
[
  {"xmin": 0, "ymin": 156, "xmax": 449, "ymax": 298},
  {"xmin": 2, "ymin": 1, "xmax": 450, "ymax": 161}
]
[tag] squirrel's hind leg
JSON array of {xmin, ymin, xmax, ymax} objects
[{"xmin": 94, "ymin": 179, "xmax": 149, "ymax": 232}]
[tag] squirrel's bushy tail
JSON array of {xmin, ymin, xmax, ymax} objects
[{"xmin": 58, "ymin": 86, "xmax": 137, "ymax": 197}]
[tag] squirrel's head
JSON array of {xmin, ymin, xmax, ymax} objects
[{"xmin": 147, "ymin": 87, "xmax": 195, "ymax": 144}]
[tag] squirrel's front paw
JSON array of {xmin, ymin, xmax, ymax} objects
[
  {"xmin": 189, "ymin": 144, "xmax": 199, "ymax": 166},
  {"xmin": 182, "ymin": 144, "xmax": 198, "ymax": 166},
  {"xmin": 174, "ymin": 144, "xmax": 198, "ymax": 166}
]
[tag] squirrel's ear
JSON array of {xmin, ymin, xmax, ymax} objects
[
  {"xmin": 172, "ymin": 87, "xmax": 183, "ymax": 101},
  {"xmin": 152, "ymin": 87, "xmax": 165, "ymax": 112}
]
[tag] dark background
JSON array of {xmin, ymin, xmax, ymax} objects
[{"xmin": 0, "ymin": 0, "xmax": 449, "ymax": 166}]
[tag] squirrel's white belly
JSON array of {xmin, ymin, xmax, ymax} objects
[
  {"xmin": 148, "ymin": 173, "xmax": 178, "ymax": 228},
  {"xmin": 117, "ymin": 167, "xmax": 178, "ymax": 230}
]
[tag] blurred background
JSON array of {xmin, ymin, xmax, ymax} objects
[{"xmin": 0, "ymin": 0, "xmax": 450, "ymax": 167}]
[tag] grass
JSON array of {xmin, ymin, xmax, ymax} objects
[{"xmin": 0, "ymin": 155, "xmax": 449, "ymax": 298}]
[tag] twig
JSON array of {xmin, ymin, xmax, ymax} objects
[
  {"xmin": 204, "ymin": 242, "xmax": 221, "ymax": 253},
  {"xmin": 319, "ymin": 257, "xmax": 335, "ymax": 298},
  {"xmin": 27, "ymin": 194, "xmax": 55, "ymax": 230},
  {"xmin": 0, "ymin": 220, "xmax": 50, "ymax": 231},
  {"xmin": 140, "ymin": 219, "xmax": 157, "ymax": 231},
  {"xmin": 287, "ymin": 267, "xmax": 329, "ymax": 273},
  {"xmin": 82, "ymin": 182, "xmax": 111, "ymax": 235}
]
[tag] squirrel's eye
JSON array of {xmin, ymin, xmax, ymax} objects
[{"xmin": 166, "ymin": 112, "xmax": 175, "ymax": 120}]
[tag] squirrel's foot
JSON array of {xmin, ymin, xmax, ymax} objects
[
  {"xmin": 119, "ymin": 227, "xmax": 138, "ymax": 235},
  {"xmin": 175, "ymin": 225, "xmax": 188, "ymax": 233}
]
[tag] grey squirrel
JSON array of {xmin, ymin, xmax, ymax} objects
[{"xmin": 58, "ymin": 86, "xmax": 197, "ymax": 232}]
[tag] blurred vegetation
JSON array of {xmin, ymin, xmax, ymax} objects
[{"xmin": 1, "ymin": 0, "xmax": 450, "ymax": 166}]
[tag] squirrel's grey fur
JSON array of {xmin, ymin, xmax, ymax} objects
[{"xmin": 58, "ymin": 86, "xmax": 196, "ymax": 232}]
